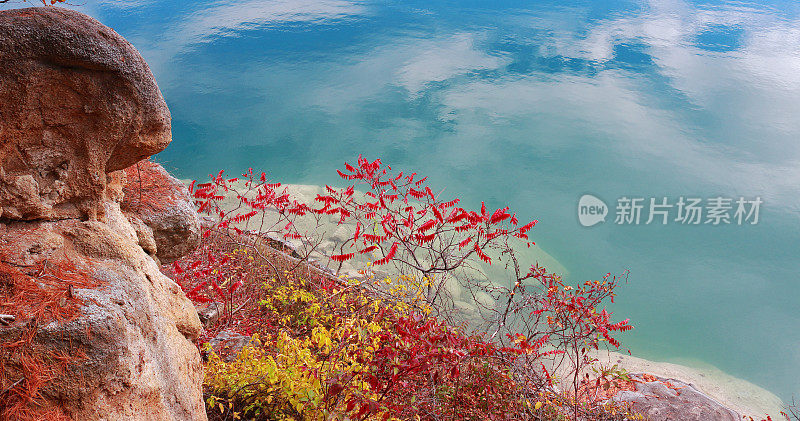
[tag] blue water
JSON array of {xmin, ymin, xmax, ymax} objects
[{"xmin": 10, "ymin": 0, "xmax": 800, "ymax": 402}]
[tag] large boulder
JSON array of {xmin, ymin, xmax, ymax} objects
[
  {"xmin": 0, "ymin": 7, "xmax": 171, "ymax": 221},
  {"xmin": 0, "ymin": 7, "xmax": 205, "ymax": 421}
]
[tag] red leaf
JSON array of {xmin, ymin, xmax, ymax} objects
[
  {"xmin": 359, "ymin": 245, "xmax": 378, "ymax": 254},
  {"xmin": 416, "ymin": 232, "xmax": 435, "ymax": 243},
  {"xmin": 520, "ymin": 220, "xmax": 537, "ymax": 233},
  {"xmin": 331, "ymin": 253, "xmax": 355, "ymax": 262},
  {"xmin": 367, "ymin": 375, "xmax": 380, "ymax": 391},
  {"xmin": 490, "ymin": 207, "xmax": 511, "ymax": 224},
  {"xmin": 419, "ymin": 219, "xmax": 436, "ymax": 232},
  {"xmin": 454, "ymin": 224, "xmax": 472, "ymax": 233},
  {"xmin": 474, "ymin": 242, "xmax": 491, "ymax": 264},
  {"xmin": 441, "ymin": 198, "xmax": 459, "ymax": 208},
  {"xmin": 328, "ymin": 383, "xmax": 344, "ymax": 398},
  {"xmin": 337, "ymin": 169, "xmax": 356, "ymax": 180},
  {"xmin": 211, "ymin": 281, "xmax": 225, "ymax": 298},
  {"xmin": 188, "ymin": 281, "xmax": 208, "ymax": 296},
  {"xmin": 192, "ymin": 295, "xmax": 212, "ymax": 304},
  {"xmin": 357, "ymin": 403, "xmax": 370, "ymax": 418},
  {"xmin": 373, "ymin": 242, "xmax": 398, "ymax": 266},
  {"xmin": 172, "ymin": 261, "xmax": 184, "ymax": 274},
  {"xmin": 431, "ymin": 206, "xmax": 443, "ymax": 222}
]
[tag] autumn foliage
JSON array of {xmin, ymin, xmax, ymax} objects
[{"xmin": 165, "ymin": 155, "xmax": 649, "ymax": 420}]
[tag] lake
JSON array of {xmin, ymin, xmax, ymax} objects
[{"xmin": 24, "ymin": 0, "xmax": 800, "ymax": 403}]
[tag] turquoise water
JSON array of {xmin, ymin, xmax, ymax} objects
[{"xmin": 16, "ymin": 0, "xmax": 800, "ymax": 402}]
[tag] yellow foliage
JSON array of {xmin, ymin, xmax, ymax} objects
[
  {"xmin": 205, "ymin": 332, "xmax": 325, "ymax": 419},
  {"xmin": 204, "ymin": 273, "xmax": 428, "ymax": 419}
]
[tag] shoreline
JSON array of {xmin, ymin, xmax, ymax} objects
[{"xmin": 592, "ymin": 351, "xmax": 784, "ymax": 418}]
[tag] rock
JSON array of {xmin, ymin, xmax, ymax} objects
[
  {"xmin": 195, "ymin": 301, "xmax": 223, "ymax": 328},
  {"xmin": 0, "ymin": 206, "xmax": 205, "ymax": 421},
  {"xmin": 612, "ymin": 375, "xmax": 740, "ymax": 421},
  {"xmin": 127, "ymin": 213, "xmax": 159, "ymax": 256},
  {"xmin": 0, "ymin": 7, "xmax": 205, "ymax": 421},
  {"xmin": 121, "ymin": 161, "xmax": 201, "ymax": 264},
  {"xmin": 0, "ymin": 7, "xmax": 171, "ymax": 221},
  {"xmin": 208, "ymin": 329, "xmax": 253, "ymax": 362}
]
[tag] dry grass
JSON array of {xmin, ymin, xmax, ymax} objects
[{"xmin": 0, "ymin": 252, "xmax": 96, "ymax": 420}]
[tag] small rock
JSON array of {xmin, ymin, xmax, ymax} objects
[
  {"xmin": 208, "ymin": 328, "xmax": 254, "ymax": 362},
  {"xmin": 195, "ymin": 301, "xmax": 223, "ymax": 327},
  {"xmin": 121, "ymin": 161, "xmax": 201, "ymax": 263}
]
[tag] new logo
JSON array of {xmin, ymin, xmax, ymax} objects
[{"xmin": 578, "ymin": 194, "xmax": 608, "ymax": 227}]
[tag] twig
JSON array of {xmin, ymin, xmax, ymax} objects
[
  {"xmin": 230, "ymin": 298, "xmax": 251, "ymax": 316},
  {"xmin": 0, "ymin": 314, "xmax": 15, "ymax": 326},
  {"xmin": 0, "ymin": 377, "xmax": 24, "ymax": 396}
]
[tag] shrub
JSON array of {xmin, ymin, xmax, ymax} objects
[{"xmin": 181, "ymin": 156, "xmax": 638, "ymax": 420}]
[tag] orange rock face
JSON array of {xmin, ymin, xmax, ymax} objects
[
  {"xmin": 0, "ymin": 8, "xmax": 205, "ymax": 421},
  {"xmin": 0, "ymin": 7, "xmax": 171, "ymax": 221}
]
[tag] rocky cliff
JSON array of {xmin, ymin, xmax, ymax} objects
[{"xmin": 0, "ymin": 8, "xmax": 205, "ymax": 420}]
